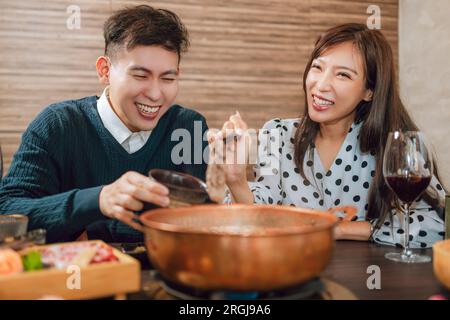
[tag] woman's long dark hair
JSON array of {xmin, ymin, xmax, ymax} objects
[{"xmin": 294, "ymin": 23, "xmax": 444, "ymax": 228}]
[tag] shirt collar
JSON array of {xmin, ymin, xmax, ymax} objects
[
  {"xmin": 136, "ymin": 130, "xmax": 152, "ymax": 141},
  {"xmin": 97, "ymin": 87, "xmax": 133, "ymax": 144}
]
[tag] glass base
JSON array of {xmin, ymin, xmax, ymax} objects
[{"xmin": 385, "ymin": 252, "xmax": 431, "ymax": 263}]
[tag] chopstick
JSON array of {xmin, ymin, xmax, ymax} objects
[{"xmin": 222, "ymin": 132, "xmax": 243, "ymax": 144}]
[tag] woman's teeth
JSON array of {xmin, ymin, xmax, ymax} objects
[
  {"xmin": 136, "ymin": 103, "xmax": 160, "ymax": 114},
  {"xmin": 313, "ymin": 95, "xmax": 334, "ymax": 106}
]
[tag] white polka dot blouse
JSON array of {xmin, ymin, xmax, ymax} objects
[{"xmin": 224, "ymin": 118, "xmax": 445, "ymax": 248}]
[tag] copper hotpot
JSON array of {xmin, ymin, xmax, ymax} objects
[{"xmin": 139, "ymin": 204, "xmax": 356, "ymax": 291}]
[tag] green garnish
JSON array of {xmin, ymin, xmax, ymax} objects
[{"xmin": 22, "ymin": 251, "xmax": 43, "ymax": 271}]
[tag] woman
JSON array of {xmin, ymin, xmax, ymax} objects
[{"xmin": 209, "ymin": 23, "xmax": 446, "ymax": 248}]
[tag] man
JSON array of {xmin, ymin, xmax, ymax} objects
[{"xmin": 0, "ymin": 5, "xmax": 208, "ymax": 243}]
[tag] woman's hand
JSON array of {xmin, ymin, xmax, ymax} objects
[
  {"xmin": 328, "ymin": 206, "xmax": 371, "ymax": 241},
  {"xmin": 207, "ymin": 111, "xmax": 251, "ymax": 187},
  {"xmin": 334, "ymin": 220, "xmax": 372, "ymax": 241},
  {"xmin": 207, "ymin": 112, "xmax": 255, "ymax": 204}
]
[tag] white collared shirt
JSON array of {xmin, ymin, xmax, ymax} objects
[{"xmin": 97, "ymin": 87, "xmax": 151, "ymax": 154}]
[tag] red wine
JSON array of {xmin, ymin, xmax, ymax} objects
[{"xmin": 385, "ymin": 175, "xmax": 431, "ymax": 204}]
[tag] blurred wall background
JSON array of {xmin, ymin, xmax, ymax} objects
[
  {"xmin": 0, "ymin": 0, "xmax": 399, "ymax": 173},
  {"xmin": 399, "ymin": 0, "xmax": 450, "ymax": 188}
]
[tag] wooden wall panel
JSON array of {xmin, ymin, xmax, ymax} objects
[
  {"xmin": 0, "ymin": 133, "xmax": 21, "ymax": 172},
  {"xmin": 0, "ymin": 0, "xmax": 108, "ymax": 132},
  {"xmin": 0, "ymin": 0, "xmax": 109, "ymax": 174},
  {"xmin": 114, "ymin": 0, "xmax": 312, "ymax": 130},
  {"xmin": 310, "ymin": 0, "xmax": 398, "ymax": 66},
  {"xmin": 0, "ymin": 0, "xmax": 398, "ymax": 174}
]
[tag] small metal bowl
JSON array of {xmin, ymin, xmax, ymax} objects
[
  {"xmin": 0, "ymin": 214, "xmax": 28, "ymax": 241},
  {"xmin": 149, "ymin": 169, "xmax": 211, "ymax": 207}
]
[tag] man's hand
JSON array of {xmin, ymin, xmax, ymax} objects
[{"xmin": 99, "ymin": 171, "xmax": 169, "ymax": 231}]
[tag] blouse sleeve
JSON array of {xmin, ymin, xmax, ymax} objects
[
  {"xmin": 223, "ymin": 119, "xmax": 283, "ymax": 205},
  {"xmin": 371, "ymin": 175, "xmax": 445, "ymax": 248}
]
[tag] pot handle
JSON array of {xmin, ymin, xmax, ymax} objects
[
  {"xmin": 128, "ymin": 217, "xmax": 145, "ymax": 233},
  {"xmin": 328, "ymin": 206, "xmax": 358, "ymax": 222}
]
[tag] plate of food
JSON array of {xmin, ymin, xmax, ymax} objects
[{"xmin": 0, "ymin": 240, "xmax": 140, "ymax": 300}]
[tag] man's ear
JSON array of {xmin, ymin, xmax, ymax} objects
[
  {"xmin": 363, "ymin": 89, "xmax": 373, "ymax": 102},
  {"xmin": 96, "ymin": 56, "xmax": 110, "ymax": 85}
]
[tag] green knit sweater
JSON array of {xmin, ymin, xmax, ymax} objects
[{"xmin": 0, "ymin": 96, "xmax": 208, "ymax": 243}]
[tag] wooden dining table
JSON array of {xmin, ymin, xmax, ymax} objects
[
  {"xmin": 321, "ymin": 240, "xmax": 445, "ymax": 300},
  {"xmin": 125, "ymin": 240, "xmax": 447, "ymax": 300}
]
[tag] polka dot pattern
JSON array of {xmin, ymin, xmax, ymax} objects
[{"xmin": 223, "ymin": 118, "xmax": 446, "ymax": 249}]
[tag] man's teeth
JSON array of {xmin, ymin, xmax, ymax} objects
[
  {"xmin": 313, "ymin": 96, "xmax": 334, "ymax": 106},
  {"xmin": 136, "ymin": 103, "xmax": 160, "ymax": 113}
]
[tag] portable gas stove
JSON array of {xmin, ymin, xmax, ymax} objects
[{"xmin": 129, "ymin": 270, "xmax": 357, "ymax": 300}]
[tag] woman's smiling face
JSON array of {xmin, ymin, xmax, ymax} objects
[{"xmin": 305, "ymin": 41, "xmax": 373, "ymax": 125}]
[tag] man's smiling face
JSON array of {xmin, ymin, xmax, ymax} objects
[{"xmin": 107, "ymin": 45, "xmax": 179, "ymax": 132}]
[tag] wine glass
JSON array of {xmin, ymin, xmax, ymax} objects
[{"xmin": 383, "ymin": 131, "xmax": 433, "ymax": 263}]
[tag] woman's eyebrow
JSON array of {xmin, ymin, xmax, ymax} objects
[
  {"xmin": 314, "ymin": 58, "xmax": 358, "ymax": 75},
  {"xmin": 335, "ymin": 65, "xmax": 358, "ymax": 75}
]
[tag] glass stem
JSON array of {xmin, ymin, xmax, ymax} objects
[{"xmin": 402, "ymin": 202, "xmax": 412, "ymax": 257}]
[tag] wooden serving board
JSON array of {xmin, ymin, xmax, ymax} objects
[{"xmin": 0, "ymin": 240, "xmax": 140, "ymax": 300}]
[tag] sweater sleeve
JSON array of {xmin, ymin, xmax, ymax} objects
[{"xmin": 0, "ymin": 108, "xmax": 106, "ymax": 242}]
